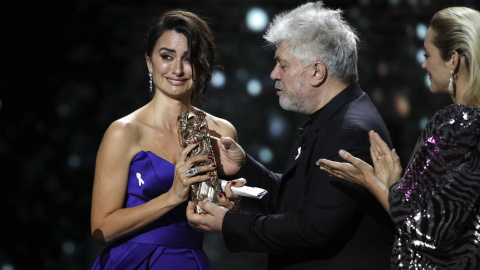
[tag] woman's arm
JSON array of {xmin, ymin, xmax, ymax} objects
[
  {"xmin": 316, "ymin": 131, "xmax": 402, "ymax": 214},
  {"xmin": 91, "ymin": 120, "xmax": 213, "ymax": 244}
]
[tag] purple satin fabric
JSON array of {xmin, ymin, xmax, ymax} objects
[{"xmin": 91, "ymin": 151, "xmax": 212, "ymax": 270}]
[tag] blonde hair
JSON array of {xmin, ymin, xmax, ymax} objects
[{"xmin": 430, "ymin": 7, "xmax": 480, "ymax": 105}]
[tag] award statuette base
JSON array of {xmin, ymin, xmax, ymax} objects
[{"xmin": 177, "ymin": 110, "xmax": 223, "ymax": 214}]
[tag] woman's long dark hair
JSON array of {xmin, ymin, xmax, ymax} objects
[{"xmin": 146, "ymin": 10, "xmax": 218, "ymax": 105}]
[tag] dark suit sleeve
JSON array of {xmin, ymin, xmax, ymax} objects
[
  {"xmin": 222, "ymin": 128, "xmax": 373, "ymax": 253},
  {"xmin": 233, "ymin": 154, "xmax": 282, "ymax": 213}
]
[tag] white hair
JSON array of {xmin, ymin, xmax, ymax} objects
[{"xmin": 264, "ymin": 1, "xmax": 359, "ymax": 84}]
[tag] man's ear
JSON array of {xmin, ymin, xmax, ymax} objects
[
  {"xmin": 146, "ymin": 53, "xmax": 152, "ymax": 73},
  {"xmin": 311, "ymin": 62, "xmax": 327, "ymax": 87}
]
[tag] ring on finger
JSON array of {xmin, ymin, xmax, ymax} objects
[
  {"xmin": 185, "ymin": 167, "xmax": 198, "ymax": 178},
  {"xmin": 377, "ymin": 156, "xmax": 382, "ymax": 160}
]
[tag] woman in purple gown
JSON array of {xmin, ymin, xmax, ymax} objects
[
  {"xmin": 317, "ymin": 7, "xmax": 480, "ymax": 269},
  {"xmin": 91, "ymin": 10, "xmax": 238, "ymax": 269}
]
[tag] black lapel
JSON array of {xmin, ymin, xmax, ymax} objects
[{"xmin": 280, "ymin": 83, "xmax": 363, "ymax": 178}]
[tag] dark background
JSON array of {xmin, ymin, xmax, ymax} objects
[{"xmin": 2, "ymin": 0, "xmax": 477, "ymax": 269}]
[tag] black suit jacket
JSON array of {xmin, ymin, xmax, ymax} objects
[{"xmin": 222, "ymin": 83, "xmax": 395, "ymax": 269}]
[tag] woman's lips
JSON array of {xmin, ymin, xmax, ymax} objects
[{"xmin": 167, "ymin": 78, "xmax": 187, "ymax": 85}]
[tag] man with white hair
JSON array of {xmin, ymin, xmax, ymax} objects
[{"xmin": 187, "ymin": 2, "xmax": 394, "ymax": 269}]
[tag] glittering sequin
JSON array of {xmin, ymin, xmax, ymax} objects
[{"xmin": 389, "ymin": 104, "xmax": 480, "ymax": 269}]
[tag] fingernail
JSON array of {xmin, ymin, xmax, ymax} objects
[
  {"xmin": 218, "ymin": 193, "xmax": 223, "ymax": 198},
  {"xmin": 209, "ymin": 174, "xmax": 214, "ymax": 177},
  {"xmin": 231, "ymin": 181, "xmax": 236, "ymax": 186},
  {"xmin": 227, "ymin": 181, "xmax": 231, "ymax": 185},
  {"xmin": 208, "ymin": 156, "xmax": 213, "ymax": 160},
  {"xmin": 211, "ymin": 164, "xmax": 217, "ymax": 168},
  {"xmin": 339, "ymin": 150, "xmax": 345, "ymax": 156},
  {"xmin": 319, "ymin": 166, "xmax": 324, "ymax": 170},
  {"xmin": 193, "ymin": 141, "xmax": 198, "ymax": 144}
]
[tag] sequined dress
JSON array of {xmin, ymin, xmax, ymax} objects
[
  {"xmin": 91, "ymin": 151, "xmax": 212, "ymax": 270},
  {"xmin": 389, "ymin": 104, "xmax": 480, "ymax": 269}
]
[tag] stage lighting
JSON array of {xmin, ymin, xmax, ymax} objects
[
  {"xmin": 424, "ymin": 73, "xmax": 431, "ymax": 88},
  {"xmin": 416, "ymin": 49, "xmax": 425, "ymax": 65},
  {"xmin": 268, "ymin": 116, "xmax": 286, "ymax": 138},
  {"xmin": 247, "ymin": 78, "xmax": 262, "ymax": 96},
  {"xmin": 246, "ymin": 7, "xmax": 269, "ymax": 33},
  {"xmin": 419, "ymin": 116, "xmax": 429, "ymax": 131},
  {"xmin": 258, "ymin": 147, "xmax": 273, "ymax": 163},
  {"xmin": 416, "ymin": 23, "xmax": 428, "ymax": 40},
  {"xmin": 62, "ymin": 241, "xmax": 76, "ymax": 255},
  {"xmin": 1, "ymin": 264, "xmax": 14, "ymax": 270},
  {"xmin": 68, "ymin": 154, "xmax": 81, "ymax": 169},
  {"xmin": 211, "ymin": 70, "xmax": 226, "ymax": 88}
]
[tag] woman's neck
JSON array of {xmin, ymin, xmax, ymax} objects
[{"xmin": 147, "ymin": 95, "xmax": 193, "ymax": 130}]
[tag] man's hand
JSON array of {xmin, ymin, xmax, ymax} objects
[
  {"xmin": 187, "ymin": 201, "xmax": 228, "ymax": 233},
  {"xmin": 210, "ymin": 136, "xmax": 246, "ymax": 176},
  {"xmin": 217, "ymin": 178, "xmax": 246, "ymax": 211}
]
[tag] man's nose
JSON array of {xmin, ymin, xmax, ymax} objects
[{"xmin": 270, "ymin": 65, "xmax": 280, "ymax": 81}]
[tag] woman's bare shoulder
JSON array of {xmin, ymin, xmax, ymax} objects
[
  {"xmin": 99, "ymin": 108, "xmax": 146, "ymax": 155},
  {"xmin": 204, "ymin": 111, "xmax": 238, "ymax": 142}
]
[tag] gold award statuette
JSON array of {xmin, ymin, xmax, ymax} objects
[{"xmin": 177, "ymin": 110, "xmax": 223, "ymax": 213}]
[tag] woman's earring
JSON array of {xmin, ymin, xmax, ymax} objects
[
  {"xmin": 448, "ymin": 70, "xmax": 457, "ymax": 97},
  {"xmin": 149, "ymin": 72, "xmax": 153, "ymax": 93},
  {"xmin": 448, "ymin": 71, "xmax": 453, "ymax": 91}
]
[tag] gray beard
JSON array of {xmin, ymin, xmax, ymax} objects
[{"xmin": 275, "ymin": 80, "xmax": 311, "ymax": 114}]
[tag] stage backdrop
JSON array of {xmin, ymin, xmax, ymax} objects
[{"xmin": 1, "ymin": 0, "xmax": 476, "ymax": 269}]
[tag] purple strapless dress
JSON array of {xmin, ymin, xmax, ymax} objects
[{"xmin": 91, "ymin": 151, "xmax": 212, "ymax": 270}]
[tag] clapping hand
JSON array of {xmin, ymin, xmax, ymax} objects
[{"xmin": 316, "ymin": 131, "xmax": 402, "ymax": 212}]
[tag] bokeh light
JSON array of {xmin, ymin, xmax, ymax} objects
[
  {"xmin": 416, "ymin": 23, "xmax": 428, "ymax": 40},
  {"xmin": 211, "ymin": 70, "xmax": 226, "ymax": 88},
  {"xmin": 419, "ymin": 116, "xmax": 430, "ymax": 130},
  {"xmin": 258, "ymin": 147, "xmax": 273, "ymax": 163},
  {"xmin": 424, "ymin": 73, "xmax": 431, "ymax": 88},
  {"xmin": 68, "ymin": 154, "xmax": 81, "ymax": 169},
  {"xmin": 268, "ymin": 115, "xmax": 287, "ymax": 138},
  {"xmin": 1, "ymin": 264, "xmax": 15, "ymax": 270},
  {"xmin": 394, "ymin": 94, "xmax": 410, "ymax": 118},
  {"xmin": 4, "ymin": 1, "xmax": 473, "ymax": 269},
  {"xmin": 246, "ymin": 7, "xmax": 269, "ymax": 32},
  {"xmin": 62, "ymin": 241, "xmax": 76, "ymax": 255},
  {"xmin": 416, "ymin": 49, "xmax": 425, "ymax": 65},
  {"xmin": 247, "ymin": 78, "xmax": 262, "ymax": 96}
]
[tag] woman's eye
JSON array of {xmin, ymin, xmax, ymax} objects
[{"xmin": 161, "ymin": 54, "xmax": 172, "ymax": 60}]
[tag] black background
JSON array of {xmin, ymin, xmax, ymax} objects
[{"xmin": 1, "ymin": 0, "xmax": 477, "ymax": 269}]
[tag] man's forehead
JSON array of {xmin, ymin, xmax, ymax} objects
[{"xmin": 274, "ymin": 43, "xmax": 289, "ymax": 61}]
